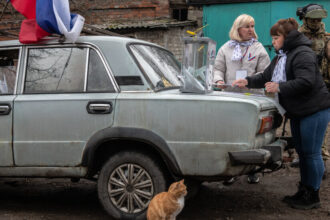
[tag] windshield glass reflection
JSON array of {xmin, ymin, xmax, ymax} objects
[{"xmin": 130, "ymin": 44, "xmax": 181, "ymax": 91}]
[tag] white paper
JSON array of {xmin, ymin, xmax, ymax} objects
[{"xmin": 236, "ymin": 70, "xmax": 247, "ymax": 80}]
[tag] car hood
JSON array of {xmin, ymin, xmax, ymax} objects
[{"xmin": 157, "ymin": 89, "xmax": 279, "ymax": 111}]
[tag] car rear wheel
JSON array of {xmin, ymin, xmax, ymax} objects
[{"xmin": 97, "ymin": 150, "xmax": 167, "ymax": 219}]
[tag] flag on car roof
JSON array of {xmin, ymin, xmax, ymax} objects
[{"xmin": 10, "ymin": 0, "xmax": 85, "ymax": 44}]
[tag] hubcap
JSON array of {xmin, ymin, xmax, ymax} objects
[{"xmin": 108, "ymin": 163, "xmax": 154, "ymax": 214}]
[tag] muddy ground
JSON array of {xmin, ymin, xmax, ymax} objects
[
  {"xmin": 0, "ymin": 125, "xmax": 329, "ymax": 220},
  {"xmin": 0, "ymin": 162, "xmax": 329, "ymax": 220}
]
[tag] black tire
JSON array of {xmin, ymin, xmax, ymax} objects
[{"xmin": 97, "ymin": 150, "xmax": 167, "ymax": 220}]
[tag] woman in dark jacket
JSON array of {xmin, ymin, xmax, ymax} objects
[{"xmin": 233, "ymin": 18, "xmax": 330, "ymax": 210}]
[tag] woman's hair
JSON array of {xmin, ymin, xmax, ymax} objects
[
  {"xmin": 229, "ymin": 14, "xmax": 258, "ymax": 41},
  {"xmin": 270, "ymin": 18, "xmax": 299, "ymax": 37}
]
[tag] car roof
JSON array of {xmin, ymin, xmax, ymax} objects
[{"xmin": 0, "ymin": 35, "xmax": 164, "ymax": 49}]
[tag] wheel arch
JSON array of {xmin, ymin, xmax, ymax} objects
[{"xmin": 82, "ymin": 127, "xmax": 181, "ymax": 178}]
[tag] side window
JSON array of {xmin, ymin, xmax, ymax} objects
[
  {"xmin": 87, "ymin": 49, "xmax": 115, "ymax": 92},
  {"xmin": 0, "ymin": 49, "xmax": 19, "ymax": 95},
  {"xmin": 24, "ymin": 47, "xmax": 87, "ymax": 94}
]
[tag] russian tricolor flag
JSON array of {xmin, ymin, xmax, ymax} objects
[{"xmin": 10, "ymin": 0, "xmax": 85, "ymax": 43}]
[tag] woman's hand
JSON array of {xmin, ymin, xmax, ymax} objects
[
  {"xmin": 216, "ymin": 80, "xmax": 226, "ymax": 89},
  {"xmin": 265, "ymin": 82, "xmax": 279, "ymax": 93},
  {"xmin": 232, "ymin": 79, "xmax": 248, "ymax": 88}
]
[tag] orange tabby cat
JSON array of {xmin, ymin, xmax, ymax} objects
[{"xmin": 147, "ymin": 179, "xmax": 187, "ymax": 220}]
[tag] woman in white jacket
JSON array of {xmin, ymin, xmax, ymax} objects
[
  {"xmin": 214, "ymin": 14, "xmax": 270, "ymax": 184},
  {"xmin": 214, "ymin": 14, "xmax": 270, "ymax": 87}
]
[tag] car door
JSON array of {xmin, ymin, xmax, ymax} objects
[
  {"xmin": 0, "ymin": 48, "xmax": 20, "ymax": 166},
  {"xmin": 13, "ymin": 46, "xmax": 118, "ymax": 166}
]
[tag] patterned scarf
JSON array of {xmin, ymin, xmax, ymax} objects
[
  {"xmin": 271, "ymin": 50, "xmax": 287, "ymax": 115},
  {"xmin": 229, "ymin": 38, "xmax": 256, "ymax": 61},
  {"xmin": 271, "ymin": 50, "xmax": 287, "ymax": 83}
]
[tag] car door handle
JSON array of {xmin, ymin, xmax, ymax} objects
[
  {"xmin": 0, "ymin": 104, "xmax": 11, "ymax": 115},
  {"xmin": 87, "ymin": 102, "xmax": 112, "ymax": 114}
]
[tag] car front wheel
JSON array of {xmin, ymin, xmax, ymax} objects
[{"xmin": 97, "ymin": 150, "xmax": 167, "ymax": 219}]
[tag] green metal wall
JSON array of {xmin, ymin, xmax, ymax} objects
[{"xmin": 203, "ymin": 0, "xmax": 330, "ymax": 58}]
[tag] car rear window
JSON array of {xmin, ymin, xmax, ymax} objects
[
  {"xmin": 25, "ymin": 47, "xmax": 87, "ymax": 94},
  {"xmin": 87, "ymin": 49, "xmax": 115, "ymax": 93}
]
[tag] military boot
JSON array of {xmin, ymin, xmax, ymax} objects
[
  {"xmin": 290, "ymin": 185, "xmax": 320, "ymax": 210},
  {"xmin": 282, "ymin": 182, "xmax": 306, "ymax": 204}
]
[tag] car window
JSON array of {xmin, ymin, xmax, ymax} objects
[
  {"xmin": 87, "ymin": 49, "xmax": 115, "ymax": 92},
  {"xmin": 94, "ymin": 41, "xmax": 150, "ymax": 92},
  {"xmin": 0, "ymin": 49, "xmax": 19, "ymax": 95},
  {"xmin": 129, "ymin": 44, "xmax": 181, "ymax": 91},
  {"xmin": 24, "ymin": 47, "xmax": 87, "ymax": 94}
]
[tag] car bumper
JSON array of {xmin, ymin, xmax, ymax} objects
[{"xmin": 228, "ymin": 139, "xmax": 287, "ymax": 167}]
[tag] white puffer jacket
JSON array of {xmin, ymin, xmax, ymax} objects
[{"xmin": 213, "ymin": 41, "xmax": 270, "ymax": 84}]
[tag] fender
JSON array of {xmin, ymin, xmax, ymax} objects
[{"xmin": 82, "ymin": 127, "xmax": 181, "ymax": 176}]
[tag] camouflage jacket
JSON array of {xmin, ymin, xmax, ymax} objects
[{"xmin": 299, "ymin": 22, "xmax": 330, "ymax": 89}]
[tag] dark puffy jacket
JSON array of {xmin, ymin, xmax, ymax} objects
[{"xmin": 246, "ymin": 30, "xmax": 330, "ymax": 118}]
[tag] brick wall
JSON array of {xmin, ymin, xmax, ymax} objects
[
  {"xmin": 170, "ymin": 0, "xmax": 187, "ymax": 5},
  {"xmin": 133, "ymin": 25, "xmax": 195, "ymax": 61},
  {"xmin": 70, "ymin": 0, "xmax": 170, "ymax": 24},
  {"xmin": 0, "ymin": 0, "xmax": 171, "ymax": 27},
  {"xmin": 188, "ymin": 6, "xmax": 203, "ymax": 27}
]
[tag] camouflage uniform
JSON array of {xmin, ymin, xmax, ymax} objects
[
  {"xmin": 325, "ymin": 34, "xmax": 330, "ymax": 160},
  {"xmin": 326, "ymin": 34, "xmax": 330, "ymax": 88},
  {"xmin": 299, "ymin": 21, "xmax": 330, "ymax": 161}
]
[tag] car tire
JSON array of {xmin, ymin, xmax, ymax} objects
[{"xmin": 97, "ymin": 150, "xmax": 167, "ymax": 220}]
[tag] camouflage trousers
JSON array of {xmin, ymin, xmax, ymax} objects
[{"xmin": 323, "ymin": 125, "xmax": 330, "ymax": 161}]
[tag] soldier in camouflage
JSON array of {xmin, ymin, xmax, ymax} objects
[{"xmin": 297, "ymin": 4, "xmax": 330, "ymax": 179}]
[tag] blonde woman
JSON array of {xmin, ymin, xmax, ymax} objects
[
  {"xmin": 214, "ymin": 14, "xmax": 270, "ymax": 184},
  {"xmin": 214, "ymin": 14, "xmax": 270, "ymax": 87}
]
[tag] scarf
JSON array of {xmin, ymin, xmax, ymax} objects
[
  {"xmin": 271, "ymin": 50, "xmax": 287, "ymax": 115},
  {"xmin": 271, "ymin": 50, "xmax": 287, "ymax": 83},
  {"xmin": 229, "ymin": 38, "xmax": 256, "ymax": 61}
]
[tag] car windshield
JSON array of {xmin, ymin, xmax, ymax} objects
[{"xmin": 129, "ymin": 44, "xmax": 182, "ymax": 91}]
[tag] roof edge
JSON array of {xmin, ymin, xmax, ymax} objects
[
  {"xmin": 105, "ymin": 19, "xmax": 197, "ymax": 30},
  {"xmin": 186, "ymin": 0, "xmax": 272, "ymax": 5}
]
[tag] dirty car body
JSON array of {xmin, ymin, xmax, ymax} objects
[{"xmin": 0, "ymin": 36, "xmax": 284, "ymax": 219}]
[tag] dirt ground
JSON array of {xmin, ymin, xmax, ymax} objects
[
  {"xmin": 0, "ymin": 125, "xmax": 329, "ymax": 220},
  {"xmin": 0, "ymin": 161, "xmax": 329, "ymax": 220}
]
